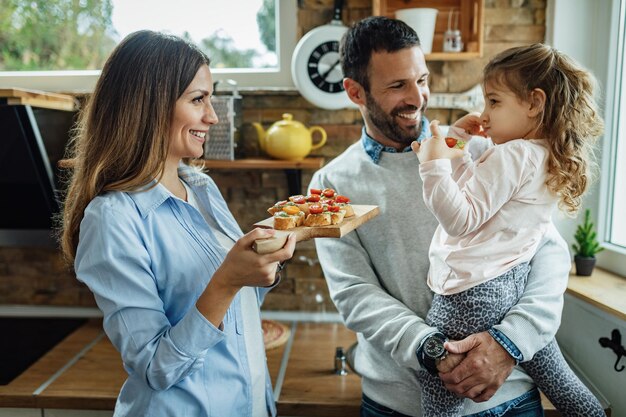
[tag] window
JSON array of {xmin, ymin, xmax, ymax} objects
[{"xmin": 0, "ymin": 0, "xmax": 297, "ymax": 91}]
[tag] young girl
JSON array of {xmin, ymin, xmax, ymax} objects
[{"xmin": 412, "ymin": 44, "xmax": 605, "ymax": 416}]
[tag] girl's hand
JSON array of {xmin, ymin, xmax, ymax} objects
[
  {"xmin": 215, "ymin": 228, "xmax": 296, "ymax": 290},
  {"xmin": 411, "ymin": 120, "xmax": 464, "ymax": 163},
  {"xmin": 454, "ymin": 112, "xmax": 487, "ymax": 137}
]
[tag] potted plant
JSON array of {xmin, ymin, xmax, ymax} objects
[{"xmin": 572, "ymin": 209, "xmax": 604, "ymax": 276}]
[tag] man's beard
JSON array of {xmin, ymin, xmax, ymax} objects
[{"xmin": 365, "ymin": 90, "xmax": 426, "ymax": 147}]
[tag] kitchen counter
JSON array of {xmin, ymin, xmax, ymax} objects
[{"xmin": 0, "ymin": 317, "xmax": 609, "ymax": 416}]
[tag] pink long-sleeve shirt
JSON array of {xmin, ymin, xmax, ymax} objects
[{"xmin": 419, "ymin": 139, "xmax": 558, "ymax": 295}]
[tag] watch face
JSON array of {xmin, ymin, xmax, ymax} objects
[
  {"xmin": 424, "ymin": 337, "xmax": 446, "ymax": 358},
  {"xmin": 307, "ymin": 40, "xmax": 344, "ymax": 93}
]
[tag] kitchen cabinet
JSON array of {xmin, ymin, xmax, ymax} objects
[
  {"xmin": 0, "ymin": 88, "xmax": 76, "ymax": 231},
  {"xmin": 557, "ymin": 269, "xmax": 626, "ymax": 417},
  {"xmin": 372, "ymin": 0, "xmax": 484, "ymax": 60}
]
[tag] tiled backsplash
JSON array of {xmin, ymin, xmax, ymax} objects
[{"xmin": 0, "ymin": 0, "xmax": 546, "ymax": 311}]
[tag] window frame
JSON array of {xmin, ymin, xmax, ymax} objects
[
  {"xmin": 597, "ymin": 0, "xmax": 626, "ymax": 276},
  {"xmin": 0, "ymin": 0, "xmax": 297, "ymax": 92}
]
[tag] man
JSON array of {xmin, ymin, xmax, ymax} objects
[{"xmin": 309, "ymin": 16, "xmax": 570, "ymax": 417}]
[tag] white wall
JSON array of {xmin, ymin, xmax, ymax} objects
[{"xmin": 546, "ymin": 0, "xmax": 626, "ymax": 276}]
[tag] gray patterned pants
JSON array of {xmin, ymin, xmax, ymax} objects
[{"xmin": 417, "ymin": 262, "xmax": 605, "ymax": 417}]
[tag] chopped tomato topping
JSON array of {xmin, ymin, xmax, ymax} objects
[
  {"xmin": 445, "ymin": 137, "xmax": 457, "ymax": 148},
  {"xmin": 322, "ymin": 188, "xmax": 335, "ymax": 198},
  {"xmin": 282, "ymin": 205, "xmax": 301, "ymax": 215},
  {"xmin": 292, "ymin": 196, "xmax": 307, "ymax": 204},
  {"xmin": 335, "ymin": 195, "xmax": 350, "ymax": 204},
  {"xmin": 306, "ymin": 194, "xmax": 321, "ymax": 202},
  {"xmin": 309, "ymin": 204, "xmax": 323, "ymax": 214},
  {"xmin": 309, "ymin": 188, "xmax": 322, "ymax": 195},
  {"xmin": 328, "ymin": 205, "xmax": 340, "ymax": 212}
]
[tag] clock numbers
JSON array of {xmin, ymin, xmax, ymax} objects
[{"xmin": 307, "ymin": 40, "xmax": 344, "ymax": 94}]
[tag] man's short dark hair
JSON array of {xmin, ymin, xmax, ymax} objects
[{"xmin": 340, "ymin": 16, "xmax": 421, "ymax": 91}]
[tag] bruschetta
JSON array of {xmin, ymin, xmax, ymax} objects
[
  {"xmin": 273, "ymin": 205, "xmax": 305, "ymax": 230},
  {"xmin": 304, "ymin": 203, "xmax": 332, "ymax": 227},
  {"xmin": 268, "ymin": 200, "xmax": 289, "ymax": 215},
  {"xmin": 334, "ymin": 195, "xmax": 354, "ymax": 217},
  {"xmin": 327, "ymin": 205, "xmax": 346, "ymax": 224},
  {"xmin": 268, "ymin": 189, "xmax": 353, "ymax": 229},
  {"xmin": 290, "ymin": 195, "xmax": 310, "ymax": 215}
]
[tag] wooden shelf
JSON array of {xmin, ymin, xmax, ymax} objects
[
  {"xmin": 372, "ymin": 0, "xmax": 484, "ymax": 60},
  {"xmin": 425, "ymin": 51, "xmax": 481, "ymax": 61},
  {"xmin": 194, "ymin": 157, "xmax": 325, "ymax": 170},
  {"xmin": 0, "ymin": 88, "xmax": 77, "ymax": 111},
  {"xmin": 58, "ymin": 157, "xmax": 325, "ymax": 171}
]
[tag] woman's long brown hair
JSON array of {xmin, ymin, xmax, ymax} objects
[
  {"xmin": 59, "ymin": 31, "xmax": 209, "ymax": 261},
  {"xmin": 483, "ymin": 43, "xmax": 604, "ymax": 215}
]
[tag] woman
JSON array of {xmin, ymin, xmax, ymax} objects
[{"xmin": 60, "ymin": 30, "xmax": 295, "ymax": 417}]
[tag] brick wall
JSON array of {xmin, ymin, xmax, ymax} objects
[{"xmin": 0, "ymin": 0, "xmax": 546, "ymax": 311}]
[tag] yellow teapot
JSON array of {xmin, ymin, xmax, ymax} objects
[{"xmin": 253, "ymin": 113, "xmax": 327, "ymax": 161}]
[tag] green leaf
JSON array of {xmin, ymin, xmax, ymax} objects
[{"xmin": 572, "ymin": 209, "xmax": 603, "ymax": 257}]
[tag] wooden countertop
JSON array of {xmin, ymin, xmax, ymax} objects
[
  {"xmin": 268, "ymin": 322, "xmax": 361, "ymax": 417},
  {"xmin": 566, "ymin": 267, "xmax": 626, "ymax": 321},
  {"xmin": 0, "ymin": 319, "xmax": 105, "ymax": 409},
  {"xmin": 0, "ymin": 320, "xmax": 606, "ymax": 415},
  {"xmin": 0, "ymin": 320, "xmax": 359, "ymax": 412}
]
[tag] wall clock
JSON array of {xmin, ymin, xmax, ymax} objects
[{"xmin": 291, "ymin": 0, "xmax": 355, "ymax": 110}]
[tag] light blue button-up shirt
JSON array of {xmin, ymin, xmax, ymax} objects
[{"xmin": 75, "ymin": 164, "xmax": 276, "ymax": 417}]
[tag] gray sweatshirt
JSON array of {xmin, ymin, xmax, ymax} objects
[{"xmin": 309, "ymin": 140, "xmax": 570, "ymax": 416}]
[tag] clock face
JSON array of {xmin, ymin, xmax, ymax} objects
[
  {"xmin": 307, "ymin": 40, "xmax": 344, "ymax": 94},
  {"xmin": 424, "ymin": 337, "xmax": 445, "ymax": 358},
  {"xmin": 291, "ymin": 23, "xmax": 355, "ymax": 110}
]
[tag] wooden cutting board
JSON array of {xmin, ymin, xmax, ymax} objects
[{"xmin": 252, "ymin": 205, "xmax": 379, "ymax": 254}]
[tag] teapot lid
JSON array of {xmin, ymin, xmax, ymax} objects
[{"xmin": 276, "ymin": 113, "xmax": 305, "ymax": 128}]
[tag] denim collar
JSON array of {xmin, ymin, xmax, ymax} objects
[{"xmin": 361, "ymin": 115, "xmax": 430, "ymax": 164}]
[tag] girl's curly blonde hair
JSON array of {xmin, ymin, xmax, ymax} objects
[{"xmin": 483, "ymin": 43, "xmax": 604, "ymax": 215}]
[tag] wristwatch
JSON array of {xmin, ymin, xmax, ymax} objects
[{"xmin": 417, "ymin": 331, "xmax": 448, "ymax": 375}]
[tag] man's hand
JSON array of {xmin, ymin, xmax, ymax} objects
[
  {"xmin": 438, "ymin": 331, "xmax": 515, "ymax": 402},
  {"xmin": 436, "ymin": 352, "xmax": 465, "ymax": 373}
]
